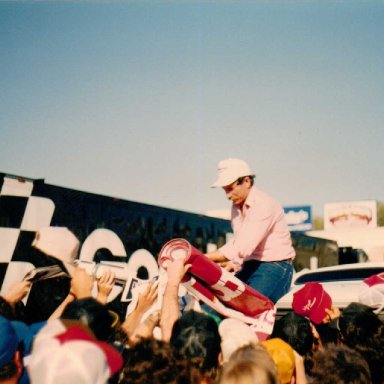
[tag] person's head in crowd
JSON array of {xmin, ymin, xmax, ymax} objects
[
  {"xmin": 0, "ymin": 316, "xmax": 23, "ymax": 384},
  {"xmin": 61, "ymin": 297, "xmax": 115, "ymax": 341},
  {"xmin": 339, "ymin": 302, "xmax": 384, "ymax": 384},
  {"xmin": 271, "ymin": 311, "xmax": 313, "ymax": 356},
  {"xmin": 0, "ymin": 314, "xmax": 46, "ymax": 384},
  {"xmin": 261, "ymin": 338, "xmax": 295, "ymax": 384},
  {"xmin": 312, "ymin": 322, "xmax": 341, "ymax": 351},
  {"xmin": 170, "ymin": 310, "xmax": 221, "ymax": 382},
  {"xmin": 120, "ymin": 337, "xmax": 192, "ymax": 384},
  {"xmin": 27, "ymin": 320, "xmax": 123, "ymax": 384},
  {"xmin": 292, "ymin": 282, "xmax": 332, "ymax": 324},
  {"xmin": 358, "ymin": 272, "xmax": 384, "ymax": 313},
  {"xmin": 219, "ymin": 318, "xmax": 258, "ymax": 363},
  {"xmin": 271, "ymin": 311, "xmax": 319, "ymax": 377},
  {"xmin": 310, "ymin": 345, "xmax": 371, "ymax": 384},
  {"xmin": 219, "ymin": 344, "xmax": 279, "ymax": 384}
]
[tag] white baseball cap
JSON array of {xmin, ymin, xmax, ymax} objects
[
  {"xmin": 358, "ymin": 272, "xmax": 384, "ymax": 313},
  {"xmin": 27, "ymin": 320, "xmax": 123, "ymax": 384},
  {"xmin": 219, "ymin": 318, "xmax": 258, "ymax": 363},
  {"xmin": 211, "ymin": 158, "xmax": 254, "ymax": 188}
]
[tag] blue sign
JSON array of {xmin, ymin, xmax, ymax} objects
[{"xmin": 284, "ymin": 205, "xmax": 312, "ymax": 232}]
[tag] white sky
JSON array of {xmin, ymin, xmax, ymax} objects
[{"xmin": 1, "ymin": 1, "xmax": 383, "ymax": 218}]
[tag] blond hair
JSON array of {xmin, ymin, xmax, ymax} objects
[{"xmin": 219, "ymin": 345, "xmax": 279, "ymax": 384}]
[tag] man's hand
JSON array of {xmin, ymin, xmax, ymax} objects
[
  {"xmin": 136, "ymin": 280, "xmax": 159, "ymax": 313},
  {"xmin": 96, "ymin": 269, "xmax": 115, "ymax": 304},
  {"xmin": 324, "ymin": 306, "xmax": 341, "ymax": 323},
  {"xmin": 128, "ymin": 310, "xmax": 160, "ymax": 346},
  {"xmin": 205, "ymin": 250, "xmax": 228, "ymax": 263},
  {"xmin": 70, "ymin": 267, "xmax": 94, "ymax": 299},
  {"xmin": 219, "ymin": 260, "xmax": 236, "ymax": 272},
  {"xmin": 166, "ymin": 258, "xmax": 191, "ymax": 287},
  {"xmin": 205, "ymin": 250, "xmax": 235, "ymax": 271}
]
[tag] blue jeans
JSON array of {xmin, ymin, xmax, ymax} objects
[{"xmin": 236, "ymin": 260, "xmax": 293, "ymax": 304}]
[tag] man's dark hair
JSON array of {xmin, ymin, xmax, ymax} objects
[
  {"xmin": 271, "ymin": 311, "xmax": 313, "ymax": 356},
  {"xmin": 170, "ymin": 310, "xmax": 221, "ymax": 380},
  {"xmin": 61, "ymin": 298, "xmax": 114, "ymax": 341},
  {"xmin": 121, "ymin": 337, "xmax": 202, "ymax": 384},
  {"xmin": 236, "ymin": 175, "xmax": 255, "ymax": 187},
  {"xmin": 311, "ymin": 345, "xmax": 371, "ymax": 384},
  {"xmin": 120, "ymin": 338, "xmax": 177, "ymax": 384},
  {"xmin": 339, "ymin": 302, "xmax": 384, "ymax": 383}
]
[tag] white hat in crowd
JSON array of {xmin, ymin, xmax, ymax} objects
[
  {"xmin": 27, "ymin": 320, "xmax": 123, "ymax": 384},
  {"xmin": 219, "ymin": 318, "xmax": 259, "ymax": 363},
  {"xmin": 358, "ymin": 272, "xmax": 384, "ymax": 313},
  {"xmin": 32, "ymin": 227, "xmax": 80, "ymax": 264},
  {"xmin": 211, "ymin": 158, "xmax": 254, "ymax": 188}
]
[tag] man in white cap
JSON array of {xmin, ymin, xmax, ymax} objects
[{"xmin": 206, "ymin": 158, "xmax": 295, "ymax": 303}]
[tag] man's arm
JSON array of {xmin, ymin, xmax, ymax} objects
[
  {"xmin": 160, "ymin": 258, "xmax": 191, "ymax": 343},
  {"xmin": 121, "ymin": 281, "xmax": 158, "ymax": 342},
  {"xmin": 205, "ymin": 250, "xmax": 237, "ymax": 272},
  {"xmin": 205, "ymin": 249, "xmax": 228, "ymax": 263},
  {"xmin": 49, "ymin": 267, "xmax": 93, "ymax": 320}
]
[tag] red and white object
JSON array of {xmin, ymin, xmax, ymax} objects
[{"xmin": 158, "ymin": 238, "xmax": 276, "ymax": 341}]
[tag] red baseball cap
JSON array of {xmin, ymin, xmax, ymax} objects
[{"xmin": 292, "ymin": 282, "xmax": 332, "ymax": 324}]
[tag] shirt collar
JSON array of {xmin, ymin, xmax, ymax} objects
[{"xmin": 244, "ymin": 187, "xmax": 257, "ymax": 208}]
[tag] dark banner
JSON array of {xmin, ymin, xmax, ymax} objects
[{"xmin": 0, "ymin": 173, "xmax": 231, "ymax": 322}]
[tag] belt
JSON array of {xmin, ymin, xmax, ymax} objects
[{"xmin": 244, "ymin": 258, "xmax": 293, "ymax": 264}]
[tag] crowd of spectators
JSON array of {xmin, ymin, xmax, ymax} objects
[{"xmin": 0, "ymin": 228, "xmax": 383, "ymax": 384}]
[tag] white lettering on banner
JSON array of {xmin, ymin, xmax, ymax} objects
[
  {"xmin": 210, "ymin": 268, "xmax": 245, "ymax": 301},
  {"xmin": 125, "ymin": 249, "xmax": 159, "ymax": 281},
  {"xmin": 1, "ymin": 227, "xmax": 159, "ymax": 302},
  {"xmin": 79, "ymin": 228, "xmax": 128, "ymax": 262}
]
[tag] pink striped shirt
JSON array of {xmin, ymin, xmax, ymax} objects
[{"xmin": 219, "ymin": 187, "xmax": 295, "ymax": 270}]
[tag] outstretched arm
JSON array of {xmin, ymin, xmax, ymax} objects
[
  {"xmin": 205, "ymin": 250, "xmax": 228, "ymax": 263},
  {"xmin": 121, "ymin": 280, "xmax": 158, "ymax": 342},
  {"xmin": 293, "ymin": 350, "xmax": 307, "ymax": 384},
  {"xmin": 48, "ymin": 267, "xmax": 93, "ymax": 321},
  {"xmin": 160, "ymin": 258, "xmax": 191, "ymax": 343}
]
